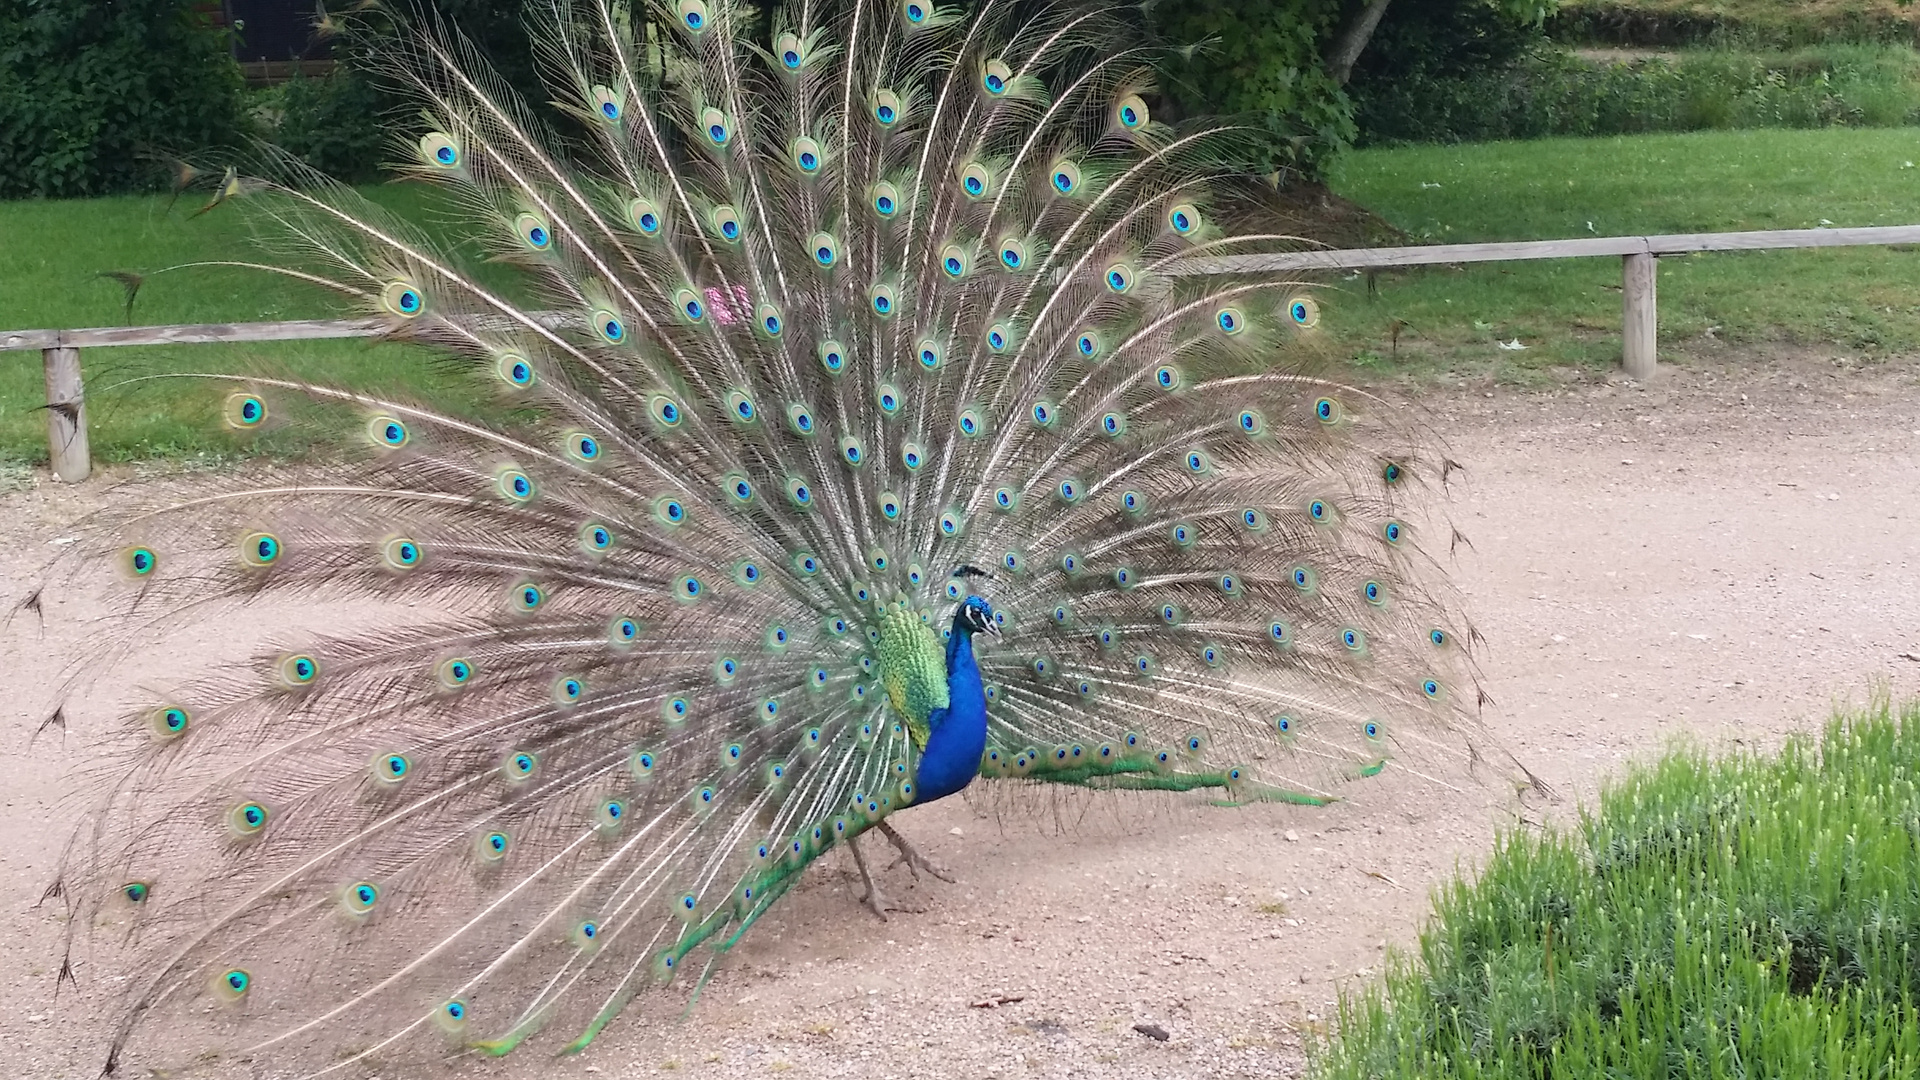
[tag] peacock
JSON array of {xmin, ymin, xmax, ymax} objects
[{"xmin": 47, "ymin": 0, "xmax": 1531, "ymax": 1073}]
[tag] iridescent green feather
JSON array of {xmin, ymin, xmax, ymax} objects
[{"xmin": 877, "ymin": 597, "xmax": 947, "ymax": 747}]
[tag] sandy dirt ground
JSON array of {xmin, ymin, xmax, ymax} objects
[{"xmin": 3, "ymin": 353, "xmax": 1918, "ymax": 1080}]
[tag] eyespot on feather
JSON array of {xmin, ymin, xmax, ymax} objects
[
  {"xmin": 381, "ymin": 536, "xmax": 422, "ymax": 571},
  {"xmin": 589, "ymin": 85, "xmax": 623, "ymax": 122},
  {"xmin": 417, "ymin": 132, "xmax": 460, "ymax": 169},
  {"xmin": 1288, "ymin": 295, "xmax": 1321, "ymax": 328},
  {"xmin": 939, "ymin": 243, "xmax": 971, "ymax": 278},
  {"xmin": 380, "ymin": 280, "xmax": 424, "ymax": 318},
  {"xmin": 628, "ymin": 197, "xmax": 664, "ymax": 236},
  {"xmin": 223, "ymin": 393, "xmax": 266, "ymax": 429},
  {"xmin": 981, "ymin": 58, "xmax": 1012, "ymax": 96},
  {"xmin": 122, "ymin": 545, "xmax": 158, "ymax": 577},
  {"xmin": 367, "ymin": 414, "xmax": 409, "ymax": 450},
  {"xmin": 809, "ymin": 231, "xmax": 839, "ymax": 267},
  {"xmin": 228, "ymin": 802, "xmax": 268, "ymax": 837},
  {"xmin": 513, "ymin": 211, "xmax": 552, "ymax": 251},
  {"xmin": 214, "ymin": 967, "xmax": 252, "ymax": 1001},
  {"xmin": 278, "ymin": 653, "xmax": 319, "ymax": 687},
  {"xmin": 495, "ymin": 351, "xmax": 535, "ymax": 388},
  {"xmin": 240, "ymin": 531, "xmax": 281, "ymax": 568},
  {"xmin": 1049, "ymin": 159, "xmax": 1082, "ymax": 195},
  {"xmin": 149, "ymin": 705, "xmax": 190, "ymax": 740},
  {"xmin": 439, "ymin": 657, "xmax": 474, "ymax": 688},
  {"xmin": 818, "ymin": 339, "xmax": 848, "ymax": 374},
  {"xmin": 791, "ymin": 136, "xmax": 824, "ymax": 175},
  {"xmin": 699, "ymin": 107, "xmax": 731, "ymax": 147},
  {"xmin": 495, "ymin": 467, "xmax": 536, "ymax": 502},
  {"xmin": 958, "ymin": 161, "xmax": 992, "ymax": 199},
  {"xmin": 591, "ymin": 306, "xmax": 627, "ymax": 343},
  {"xmin": 775, "ymin": 32, "xmax": 805, "ymax": 70},
  {"xmin": 511, "ymin": 581, "xmax": 544, "ymax": 612}
]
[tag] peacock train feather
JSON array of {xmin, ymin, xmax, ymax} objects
[{"xmin": 48, "ymin": 0, "xmax": 1534, "ymax": 1073}]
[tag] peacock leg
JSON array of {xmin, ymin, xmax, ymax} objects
[
  {"xmin": 876, "ymin": 821, "xmax": 956, "ymax": 883},
  {"xmin": 848, "ymin": 834, "xmax": 893, "ymax": 921}
]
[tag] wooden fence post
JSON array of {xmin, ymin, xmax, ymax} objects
[
  {"xmin": 42, "ymin": 345, "xmax": 90, "ymax": 483},
  {"xmin": 1621, "ymin": 252, "xmax": 1657, "ymax": 380}
]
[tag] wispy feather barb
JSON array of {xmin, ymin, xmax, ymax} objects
[{"xmin": 49, "ymin": 0, "xmax": 1535, "ymax": 1074}]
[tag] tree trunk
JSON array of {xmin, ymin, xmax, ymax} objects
[{"xmin": 1323, "ymin": 0, "xmax": 1394, "ymax": 86}]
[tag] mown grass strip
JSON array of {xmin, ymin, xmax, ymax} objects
[{"xmin": 1314, "ymin": 698, "xmax": 1920, "ymax": 1078}]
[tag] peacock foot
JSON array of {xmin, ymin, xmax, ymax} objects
[
  {"xmin": 847, "ymin": 834, "xmax": 920, "ymax": 920},
  {"xmin": 876, "ymin": 821, "xmax": 956, "ymax": 883}
]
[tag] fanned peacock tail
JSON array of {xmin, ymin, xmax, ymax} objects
[{"xmin": 49, "ymin": 0, "xmax": 1534, "ymax": 1073}]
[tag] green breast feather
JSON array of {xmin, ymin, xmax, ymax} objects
[{"xmin": 877, "ymin": 598, "xmax": 948, "ymax": 748}]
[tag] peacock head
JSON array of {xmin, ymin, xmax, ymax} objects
[{"xmin": 955, "ymin": 595, "xmax": 1000, "ymax": 638}]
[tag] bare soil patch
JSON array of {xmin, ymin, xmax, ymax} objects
[{"xmin": 4, "ymin": 354, "xmax": 1917, "ymax": 1079}]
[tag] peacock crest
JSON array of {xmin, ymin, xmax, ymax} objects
[{"xmin": 46, "ymin": 0, "xmax": 1531, "ymax": 1073}]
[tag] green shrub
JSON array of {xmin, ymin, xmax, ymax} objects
[
  {"xmin": 1354, "ymin": 43, "xmax": 1920, "ymax": 144},
  {"xmin": 266, "ymin": 69, "xmax": 392, "ymax": 183},
  {"xmin": 1314, "ymin": 700, "xmax": 1920, "ymax": 1078},
  {"xmin": 1554, "ymin": 0, "xmax": 1920, "ymax": 48},
  {"xmin": 0, "ymin": 0, "xmax": 250, "ymax": 197},
  {"xmin": 250, "ymin": 1, "xmax": 562, "ymax": 183},
  {"xmin": 1151, "ymin": 0, "xmax": 1355, "ymax": 178},
  {"xmin": 1155, "ymin": 0, "xmax": 1558, "ymax": 178}
]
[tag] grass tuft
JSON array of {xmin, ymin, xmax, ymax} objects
[
  {"xmin": 1313, "ymin": 698, "xmax": 1920, "ymax": 1078},
  {"xmin": 0, "ymin": 187, "xmax": 512, "ymax": 468},
  {"xmin": 1326, "ymin": 126, "xmax": 1920, "ymax": 378}
]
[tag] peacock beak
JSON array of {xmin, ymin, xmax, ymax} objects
[{"xmin": 984, "ymin": 619, "xmax": 1001, "ymax": 637}]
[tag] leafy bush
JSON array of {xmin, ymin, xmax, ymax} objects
[
  {"xmin": 1354, "ymin": 43, "xmax": 1920, "ymax": 144},
  {"xmin": 257, "ymin": 0, "xmax": 555, "ymax": 182},
  {"xmin": 0, "ymin": 0, "xmax": 250, "ymax": 198},
  {"xmin": 1155, "ymin": 0, "xmax": 1558, "ymax": 178},
  {"xmin": 1314, "ymin": 700, "xmax": 1920, "ymax": 1078},
  {"xmin": 1350, "ymin": 0, "xmax": 1551, "ymax": 83},
  {"xmin": 1554, "ymin": 0, "xmax": 1920, "ymax": 48},
  {"xmin": 1151, "ymin": 0, "xmax": 1354, "ymax": 178},
  {"xmin": 266, "ymin": 70, "xmax": 392, "ymax": 184}
]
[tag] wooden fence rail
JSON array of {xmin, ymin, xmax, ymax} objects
[{"xmin": 7, "ymin": 224, "xmax": 1919, "ymax": 482}]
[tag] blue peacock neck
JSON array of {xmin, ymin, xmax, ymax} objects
[{"xmin": 912, "ymin": 610, "xmax": 991, "ymax": 803}]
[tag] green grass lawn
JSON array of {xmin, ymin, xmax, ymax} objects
[
  {"xmin": 1324, "ymin": 126, "xmax": 1920, "ymax": 381},
  {"xmin": 0, "ymin": 186, "xmax": 497, "ymax": 467},
  {"xmin": 1313, "ymin": 700, "xmax": 1920, "ymax": 1078},
  {"xmin": 2, "ymin": 125, "xmax": 1917, "ymax": 466}
]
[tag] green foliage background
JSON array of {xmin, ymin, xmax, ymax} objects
[
  {"xmin": 1151, "ymin": 0, "xmax": 1353, "ymax": 177},
  {"xmin": 0, "ymin": 0, "xmax": 249, "ymax": 198},
  {"xmin": 0, "ymin": 0, "xmax": 1562, "ymax": 195},
  {"xmin": 1154, "ymin": 0, "xmax": 1555, "ymax": 175}
]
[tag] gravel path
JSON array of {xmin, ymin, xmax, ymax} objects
[{"xmin": 4, "ymin": 355, "xmax": 1916, "ymax": 1079}]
